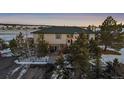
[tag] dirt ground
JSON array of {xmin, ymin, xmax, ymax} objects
[
  {"xmin": 0, "ymin": 57, "xmax": 18, "ymax": 79},
  {"xmin": 0, "ymin": 57, "xmax": 54, "ymax": 79}
]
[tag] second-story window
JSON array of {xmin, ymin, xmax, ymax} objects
[
  {"xmin": 67, "ymin": 34, "xmax": 73, "ymax": 38},
  {"xmin": 38, "ymin": 34, "xmax": 44, "ymax": 41},
  {"xmin": 56, "ymin": 34, "xmax": 62, "ymax": 39}
]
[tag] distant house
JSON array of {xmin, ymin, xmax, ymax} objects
[{"xmin": 32, "ymin": 26, "xmax": 95, "ymax": 51}]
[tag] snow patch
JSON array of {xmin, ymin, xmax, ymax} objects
[
  {"xmin": 17, "ymin": 65, "xmax": 30, "ymax": 79},
  {"xmin": 101, "ymin": 48, "xmax": 124, "ymax": 63},
  {"xmin": 0, "ymin": 48, "xmax": 11, "ymax": 54},
  {"xmin": 99, "ymin": 45, "xmax": 117, "ymax": 52},
  {"xmin": 11, "ymin": 65, "xmax": 24, "ymax": 76},
  {"xmin": 0, "ymin": 48, "xmax": 14, "ymax": 57}
]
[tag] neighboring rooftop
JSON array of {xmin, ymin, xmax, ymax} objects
[{"xmin": 32, "ymin": 26, "xmax": 94, "ymax": 34}]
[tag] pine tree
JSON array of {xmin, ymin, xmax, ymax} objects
[
  {"xmin": 89, "ymin": 38, "xmax": 101, "ymax": 58},
  {"xmin": 0, "ymin": 38, "xmax": 8, "ymax": 49},
  {"xmin": 104, "ymin": 62, "xmax": 113, "ymax": 78},
  {"xmin": 9, "ymin": 39, "xmax": 17, "ymax": 54},
  {"xmin": 104, "ymin": 58, "xmax": 121, "ymax": 78},
  {"xmin": 100, "ymin": 16, "xmax": 123, "ymax": 51},
  {"xmin": 69, "ymin": 33, "xmax": 90, "ymax": 78},
  {"xmin": 37, "ymin": 34, "xmax": 49, "ymax": 57},
  {"xmin": 16, "ymin": 32, "xmax": 25, "ymax": 48},
  {"xmin": 113, "ymin": 58, "xmax": 120, "ymax": 77},
  {"xmin": 87, "ymin": 25, "xmax": 92, "ymax": 30},
  {"xmin": 15, "ymin": 32, "xmax": 26, "ymax": 56},
  {"xmin": 89, "ymin": 39, "xmax": 103, "ymax": 78},
  {"xmin": 52, "ymin": 55, "xmax": 71, "ymax": 79}
]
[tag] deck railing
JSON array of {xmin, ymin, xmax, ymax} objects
[{"xmin": 18, "ymin": 56, "xmax": 49, "ymax": 62}]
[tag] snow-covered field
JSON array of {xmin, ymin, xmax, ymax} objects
[
  {"xmin": 0, "ymin": 30, "xmax": 35, "ymax": 41},
  {"xmin": 101, "ymin": 48, "xmax": 124, "ymax": 63},
  {"xmin": 98, "ymin": 45, "xmax": 124, "ymax": 63}
]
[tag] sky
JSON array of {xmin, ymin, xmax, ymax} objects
[{"xmin": 0, "ymin": 13, "xmax": 124, "ymax": 26}]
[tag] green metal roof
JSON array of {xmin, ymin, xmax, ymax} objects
[{"xmin": 32, "ymin": 26, "xmax": 94, "ymax": 34}]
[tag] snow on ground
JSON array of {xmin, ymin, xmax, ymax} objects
[
  {"xmin": 0, "ymin": 34, "xmax": 16, "ymax": 41},
  {"xmin": 0, "ymin": 48, "xmax": 14, "ymax": 57},
  {"xmin": 17, "ymin": 65, "xmax": 30, "ymax": 79},
  {"xmin": 101, "ymin": 48, "xmax": 124, "ymax": 63},
  {"xmin": 0, "ymin": 48, "xmax": 11, "ymax": 54},
  {"xmin": 1, "ymin": 53, "xmax": 14, "ymax": 57},
  {"xmin": 99, "ymin": 45, "xmax": 117, "ymax": 52},
  {"xmin": 51, "ymin": 71, "xmax": 59, "ymax": 79},
  {"xmin": 99, "ymin": 46, "xmax": 124, "ymax": 63},
  {"xmin": 0, "ymin": 30, "xmax": 34, "ymax": 42},
  {"xmin": 11, "ymin": 65, "xmax": 24, "ymax": 76}
]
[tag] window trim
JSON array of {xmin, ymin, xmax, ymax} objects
[{"xmin": 56, "ymin": 34, "xmax": 62, "ymax": 39}]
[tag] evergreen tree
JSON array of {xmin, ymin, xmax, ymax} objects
[
  {"xmin": 0, "ymin": 38, "xmax": 8, "ymax": 49},
  {"xmin": 9, "ymin": 39, "xmax": 17, "ymax": 54},
  {"xmin": 0, "ymin": 38, "xmax": 4, "ymax": 44},
  {"xmin": 94, "ymin": 58, "xmax": 103, "ymax": 78},
  {"xmin": 104, "ymin": 62, "xmax": 113, "ymax": 78},
  {"xmin": 89, "ymin": 39, "xmax": 103, "ymax": 78},
  {"xmin": 87, "ymin": 25, "xmax": 92, "ymax": 30},
  {"xmin": 89, "ymin": 38, "xmax": 101, "ymax": 58},
  {"xmin": 16, "ymin": 32, "xmax": 25, "ymax": 48},
  {"xmin": 69, "ymin": 33, "xmax": 90, "ymax": 78},
  {"xmin": 51, "ymin": 55, "xmax": 71, "ymax": 79},
  {"xmin": 104, "ymin": 58, "xmax": 121, "ymax": 78},
  {"xmin": 113, "ymin": 58, "xmax": 120, "ymax": 77},
  {"xmin": 11, "ymin": 32, "xmax": 26, "ymax": 56},
  {"xmin": 37, "ymin": 34, "xmax": 49, "ymax": 57},
  {"xmin": 100, "ymin": 16, "xmax": 123, "ymax": 51},
  {"xmin": 9, "ymin": 39, "xmax": 17, "ymax": 48}
]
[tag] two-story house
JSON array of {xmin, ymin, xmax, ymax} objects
[{"xmin": 32, "ymin": 26, "xmax": 95, "ymax": 51}]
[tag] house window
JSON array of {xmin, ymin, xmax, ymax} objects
[
  {"xmin": 75, "ymin": 36, "xmax": 78, "ymax": 39},
  {"xmin": 70, "ymin": 34, "xmax": 73, "ymax": 38},
  {"xmin": 67, "ymin": 35, "xmax": 70, "ymax": 38},
  {"xmin": 56, "ymin": 34, "xmax": 62, "ymax": 39},
  {"xmin": 67, "ymin": 34, "xmax": 73, "ymax": 38},
  {"xmin": 68, "ymin": 40, "xmax": 70, "ymax": 43},
  {"xmin": 38, "ymin": 34, "xmax": 44, "ymax": 40}
]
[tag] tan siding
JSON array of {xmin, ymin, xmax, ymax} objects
[
  {"xmin": 89, "ymin": 34, "xmax": 95, "ymax": 40},
  {"xmin": 33, "ymin": 33, "xmax": 95, "ymax": 44},
  {"xmin": 44, "ymin": 34, "xmax": 67, "ymax": 44},
  {"xmin": 33, "ymin": 34, "xmax": 38, "ymax": 44}
]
